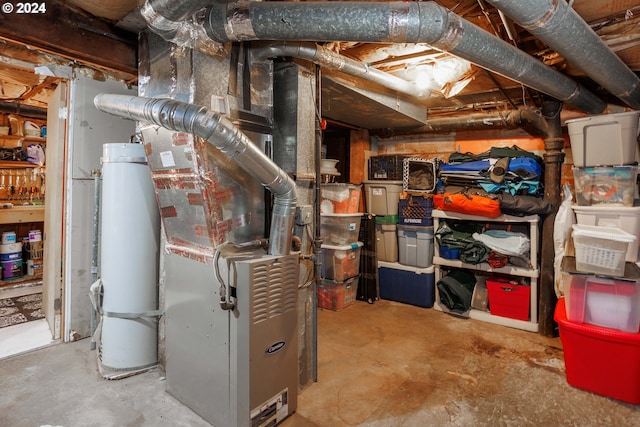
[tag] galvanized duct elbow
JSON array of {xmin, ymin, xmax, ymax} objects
[
  {"xmin": 93, "ymin": 93, "xmax": 297, "ymax": 256},
  {"xmin": 204, "ymin": 1, "xmax": 606, "ymax": 114},
  {"xmin": 140, "ymin": 0, "xmax": 212, "ymax": 40},
  {"xmin": 253, "ymin": 41, "xmax": 430, "ymax": 97},
  {"xmin": 487, "ymin": 0, "xmax": 640, "ymax": 110}
]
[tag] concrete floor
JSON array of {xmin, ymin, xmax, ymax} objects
[{"xmin": 0, "ymin": 299, "xmax": 638, "ymax": 426}]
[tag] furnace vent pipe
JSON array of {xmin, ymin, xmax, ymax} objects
[
  {"xmin": 93, "ymin": 94, "xmax": 297, "ymax": 256},
  {"xmin": 487, "ymin": 0, "xmax": 640, "ymax": 110},
  {"xmin": 203, "ymin": 1, "xmax": 606, "ymax": 114},
  {"xmin": 254, "ymin": 41, "xmax": 430, "ymax": 97}
]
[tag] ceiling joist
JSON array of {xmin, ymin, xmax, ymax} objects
[{"xmin": 0, "ymin": 2, "xmax": 137, "ymax": 81}]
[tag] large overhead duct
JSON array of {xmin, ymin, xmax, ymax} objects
[
  {"xmin": 202, "ymin": 1, "xmax": 606, "ymax": 114},
  {"xmin": 487, "ymin": 0, "xmax": 640, "ymax": 110},
  {"xmin": 93, "ymin": 93, "xmax": 297, "ymax": 256}
]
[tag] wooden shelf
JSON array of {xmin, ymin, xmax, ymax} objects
[
  {"xmin": 0, "ymin": 205, "xmax": 44, "ymax": 224},
  {"xmin": 0, "ymin": 161, "xmax": 39, "ymax": 169}
]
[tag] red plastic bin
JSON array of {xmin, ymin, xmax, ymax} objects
[
  {"xmin": 555, "ymin": 297, "xmax": 640, "ymax": 404},
  {"xmin": 486, "ymin": 277, "xmax": 530, "ymax": 321}
]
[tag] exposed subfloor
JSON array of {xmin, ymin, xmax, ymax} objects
[{"xmin": 1, "ymin": 299, "xmax": 638, "ymax": 426}]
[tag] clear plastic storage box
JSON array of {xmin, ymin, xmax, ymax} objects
[
  {"xmin": 562, "ymin": 271, "xmax": 640, "ymax": 333},
  {"xmin": 320, "ymin": 183, "xmax": 361, "ymax": 214},
  {"xmin": 320, "ymin": 213, "xmax": 362, "ymax": 246},
  {"xmin": 321, "ymin": 242, "xmax": 363, "ymax": 282}
]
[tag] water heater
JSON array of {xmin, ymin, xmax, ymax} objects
[{"xmin": 99, "ymin": 142, "xmax": 160, "ymax": 371}]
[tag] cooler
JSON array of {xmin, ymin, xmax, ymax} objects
[{"xmin": 378, "ymin": 261, "xmax": 435, "ymax": 308}]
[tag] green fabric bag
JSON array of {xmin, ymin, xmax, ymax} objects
[{"xmin": 437, "ymin": 269, "xmax": 477, "ymax": 313}]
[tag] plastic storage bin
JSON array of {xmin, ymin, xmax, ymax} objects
[
  {"xmin": 321, "ymin": 242, "xmax": 363, "ymax": 282},
  {"xmin": 555, "ymin": 298, "xmax": 640, "ymax": 405},
  {"xmin": 397, "ymin": 225, "xmax": 434, "ymax": 268},
  {"xmin": 320, "ymin": 183, "xmax": 361, "ymax": 214},
  {"xmin": 572, "ymin": 166, "xmax": 638, "ymax": 206},
  {"xmin": 378, "ymin": 261, "xmax": 435, "ymax": 308},
  {"xmin": 439, "ymin": 245, "xmax": 460, "ymax": 260},
  {"xmin": 375, "ymin": 216, "xmax": 398, "ymax": 263},
  {"xmin": 572, "ymin": 204, "xmax": 640, "ymax": 262},
  {"xmin": 572, "ymin": 224, "xmax": 636, "ymax": 277},
  {"xmin": 486, "ymin": 277, "xmax": 530, "ymax": 321},
  {"xmin": 317, "ymin": 275, "xmax": 360, "ymax": 311},
  {"xmin": 363, "ymin": 180, "xmax": 403, "ymax": 216},
  {"xmin": 320, "ymin": 213, "xmax": 362, "ymax": 246},
  {"xmin": 562, "ymin": 271, "xmax": 640, "ymax": 333},
  {"xmin": 566, "ymin": 111, "xmax": 640, "ymax": 167}
]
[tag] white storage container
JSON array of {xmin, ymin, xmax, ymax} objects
[
  {"xmin": 363, "ymin": 180, "xmax": 402, "ymax": 216},
  {"xmin": 566, "ymin": 111, "xmax": 640, "ymax": 167},
  {"xmin": 572, "ymin": 204, "xmax": 640, "ymax": 262},
  {"xmin": 572, "ymin": 224, "xmax": 636, "ymax": 277}
]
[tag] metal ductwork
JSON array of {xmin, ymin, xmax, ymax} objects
[
  {"xmin": 203, "ymin": 1, "xmax": 606, "ymax": 114},
  {"xmin": 254, "ymin": 41, "xmax": 429, "ymax": 98},
  {"xmin": 140, "ymin": 0, "xmax": 212, "ymax": 40},
  {"xmin": 93, "ymin": 94, "xmax": 297, "ymax": 256},
  {"xmin": 487, "ymin": 0, "xmax": 640, "ymax": 110}
]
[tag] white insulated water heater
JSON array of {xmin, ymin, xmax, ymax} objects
[{"xmin": 99, "ymin": 142, "xmax": 160, "ymax": 371}]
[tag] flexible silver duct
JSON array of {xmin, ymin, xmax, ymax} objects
[
  {"xmin": 487, "ymin": 0, "xmax": 640, "ymax": 110},
  {"xmin": 93, "ymin": 94, "xmax": 297, "ymax": 257},
  {"xmin": 254, "ymin": 41, "xmax": 431, "ymax": 97},
  {"xmin": 203, "ymin": 1, "xmax": 606, "ymax": 114}
]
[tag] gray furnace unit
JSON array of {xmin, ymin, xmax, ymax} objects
[{"xmin": 164, "ymin": 249, "xmax": 299, "ymax": 426}]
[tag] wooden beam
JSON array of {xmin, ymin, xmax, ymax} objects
[{"xmin": 0, "ymin": 2, "xmax": 137, "ymax": 80}]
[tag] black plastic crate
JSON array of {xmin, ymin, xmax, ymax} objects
[
  {"xmin": 368, "ymin": 155, "xmax": 405, "ymax": 180},
  {"xmin": 398, "ymin": 196, "xmax": 434, "ymax": 226}
]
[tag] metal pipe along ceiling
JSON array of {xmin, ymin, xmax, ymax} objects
[
  {"xmin": 202, "ymin": 1, "xmax": 606, "ymax": 114},
  {"xmin": 254, "ymin": 41, "xmax": 430, "ymax": 98},
  {"xmin": 487, "ymin": 0, "xmax": 640, "ymax": 110},
  {"xmin": 93, "ymin": 94, "xmax": 297, "ymax": 257}
]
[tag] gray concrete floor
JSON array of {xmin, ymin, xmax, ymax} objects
[{"xmin": 1, "ymin": 299, "xmax": 639, "ymax": 427}]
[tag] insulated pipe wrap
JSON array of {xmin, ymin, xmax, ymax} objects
[
  {"xmin": 206, "ymin": 1, "xmax": 423, "ymax": 42},
  {"xmin": 94, "ymin": 94, "xmax": 297, "ymax": 256},
  {"xmin": 487, "ymin": 0, "xmax": 640, "ymax": 109}
]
